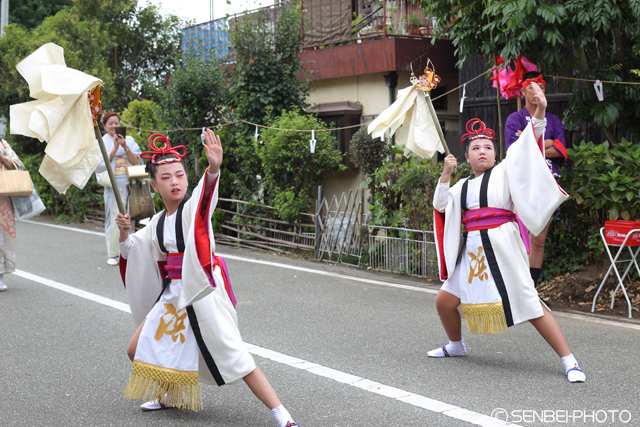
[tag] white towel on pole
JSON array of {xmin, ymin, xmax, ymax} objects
[
  {"xmin": 368, "ymin": 83, "xmax": 446, "ymax": 159},
  {"xmin": 10, "ymin": 43, "xmax": 102, "ymax": 193}
]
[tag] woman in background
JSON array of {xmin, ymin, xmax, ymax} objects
[
  {"xmin": 95, "ymin": 112, "xmax": 142, "ymax": 266},
  {"xmin": 0, "ymin": 139, "xmax": 25, "ymax": 291}
]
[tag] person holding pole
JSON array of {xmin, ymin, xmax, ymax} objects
[
  {"xmin": 115, "ymin": 130, "xmax": 300, "ymax": 426},
  {"xmin": 428, "ymin": 83, "xmax": 585, "ymax": 383},
  {"xmin": 96, "ymin": 112, "xmax": 142, "ymax": 266},
  {"xmin": 504, "ymin": 72, "xmax": 568, "ymax": 289}
]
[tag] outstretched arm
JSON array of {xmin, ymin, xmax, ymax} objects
[
  {"xmin": 434, "ymin": 155, "xmax": 457, "ymax": 213},
  {"xmin": 439, "ymin": 154, "xmax": 457, "ymax": 184},
  {"xmin": 529, "ymin": 83, "xmax": 548, "ymax": 142},
  {"xmin": 530, "ymin": 82, "xmax": 547, "ymax": 120}
]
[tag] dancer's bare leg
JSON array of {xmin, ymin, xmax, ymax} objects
[
  {"xmin": 127, "ymin": 318, "xmax": 146, "ymax": 361},
  {"xmin": 528, "ymin": 303, "xmax": 570, "ymax": 357},
  {"xmin": 435, "ymin": 290, "xmax": 462, "ymax": 341},
  {"xmin": 529, "ymin": 219, "xmax": 551, "ymax": 269},
  {"xmin": 427, "ymin": 290, "xmax": 467, "ymax": 357},
  {"xmin": 243, "ymin": 365, "xmax": 281, "ymax": 409}
]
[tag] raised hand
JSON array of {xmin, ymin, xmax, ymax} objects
[
  {"xmin": 530, "ymin": 82, "xmax": 548, "ymax": 119},
  {"xmin": 203, "ymin": 128, "xmax": 223, "ymax": 175},
  {"xmin": 443, "ymin": 154, "xmax": 457, "ymax": 175},
  {"xmin": 440, "ymin": 154, "xmax": 457, "ymax": 183}
]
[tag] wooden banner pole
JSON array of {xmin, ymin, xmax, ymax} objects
[
  {"xmin": 94, "ymin": 125, "xmax": 126, "ymax": 214},
  {"xmin": 426, "ymin": 93, "xmax": 451, "ymax": 155}
]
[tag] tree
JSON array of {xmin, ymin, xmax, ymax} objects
[
  {"xmin": 0, "ymin": 0, "xmax": 183, "ymax": 145},
  {"xmin": 55, "ymin": 0, "xmax": 183, "ymax": 110},
  {"xmin": 120, "ymin": 99, "xmax": 166, "ymax": 148},
  {"xmin": 228, "ymin": 1, "xmax": 309, "ymax": 126},
  {"xmin": 8, "ymin": 0, "xmax": 71, "ymax": 29},
  {"xmin": 422, "ymin": 0, "xmax": 640, "ymax": 144},
  {"xmin": 226, "ymin": 1, "xmax": 310, "ymax": 201},
  {"xmin": 160, "ymin": 54, "xmax": 228, "ymax": 187},
  {"xmin": 0, "ymin": 18, "xmax": 114, "ymax": 156}
]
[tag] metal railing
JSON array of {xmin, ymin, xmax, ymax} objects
[
  {"xmin": 316, "ymin": 189, "xmax": 365, "ymax": 265},
  {"xmin": 368, "ymin": 225, "xmax": 438, "ymax": 278},
  {"xmin": 212, "ymin": 194, "xmax": 439, "ymax": 280}
]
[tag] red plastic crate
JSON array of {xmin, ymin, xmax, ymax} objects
[{"xmin": 604, "ymin": 220, "xmax": 640, "ymax": 246}]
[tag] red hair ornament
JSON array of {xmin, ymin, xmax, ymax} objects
[
  {"xmin": 140, "ymin": 133, "xmax": 187, "ymax": 165},
  {"xmin": 460, "ymin": 119, "xmax": 495, "ymax": 145}
]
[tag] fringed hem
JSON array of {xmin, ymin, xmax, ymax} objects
[
  {"xmin": 123, "ymin": 360, "xmax": 203, "ymax": 412},
  {"xmin": 461, "ymin": 302, "xmax": 508, "ymax": 335}
]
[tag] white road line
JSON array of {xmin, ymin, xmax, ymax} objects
[
  {"xmin": 14, "ymin": 268, "xmax": 518, "ymax": 427},
  {"xmin": 552, "ymin": 311, "xmax": 640, "ymax": 331},
  {"xmin": 21, "ymin": 219, "xmax": 438, "ymax": 295},
  {"xmin": 21, "ymin": 219, "xmax": 103, "ymax": 236},
  {"xmin": 14, "ymin": 270, "xmax": 131, "ymax": 313},
  {"xmin": 22, "ymin": 220, "xmax": 640, "ymax": 331},
  {"xmin": 217, "ymin": 253, "xmax": 439, "ymax": 294}
]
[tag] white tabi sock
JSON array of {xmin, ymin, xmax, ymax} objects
[
  {"xmin": 271, "ymin": 404, "xmax": 294, "ymax": 427},
  {"xmin": 427, "ymin": 338, "xmax": 467, "ymax": 357},
  {"xmin": 562, "ymin": 354, "xmax": 586, "ymax": 383}
]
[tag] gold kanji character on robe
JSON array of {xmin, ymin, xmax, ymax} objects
[
  {"xmin": 468, "ymin": 246, "xmax": 489, "ymax": 283},
  {"xmin": 154, "ymin": 303, "xmax": 187, "ymax": 343}
]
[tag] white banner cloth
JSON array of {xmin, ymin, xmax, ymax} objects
[
  {"xmin": 368, "ymin": 83, "xmax": 446, "ymax": 159},
  {"xmin": 10, "ymin": 43, "xmax": 102, "ymax": 193}
]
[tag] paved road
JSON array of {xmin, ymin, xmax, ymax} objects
[{"xmin": 1, "ymin": 220, "xmax": 639, "ymax": 427}]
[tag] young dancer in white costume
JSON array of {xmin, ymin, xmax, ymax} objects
[
  {"xmin": 115, "ymin": 129, "xmax": 300, "ymax": 425},
  {"xmin": 428, "ymin": 83, "xmax": 586, "ymax": 383}
]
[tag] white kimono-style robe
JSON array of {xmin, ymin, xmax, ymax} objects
[
  {"xmin": 119, "ymin": 170, "xmax": 255, "ymax": 410},
  {"xmin": 433, "ymin": 121, "xmax": 568, "ymax": 332}
]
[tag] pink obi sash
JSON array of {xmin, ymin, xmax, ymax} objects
[
  {"xmin": 164, "ymin": 253, "xmax": 237, "ymax": 307},
  {"xmin": 165, "ymin": 253, "xmax": 184, "ymax": 279},
  {"xmin": 463, "ymin": 207, "xmax": 531, "ymax": 254}
]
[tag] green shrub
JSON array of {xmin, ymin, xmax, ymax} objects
[
  {"xmin": 541, "ymin": 138, "xmax": 640, "ymax": 282},
  {"xmin": 257, "ymin": 109, "xmax": 344, "ymax": 223},
  {"xmin": 120, "ymin": 99, "xmax": 166, "ymax": 149},
  {"xmin": 566, "ymin": 139, "xmax": 640, "ymax": 222},
  {"xmin": 541, "ymin": 168, "xmax": 605, "ymax": 283},
  {"xmin": 370, "ymin": 156, "xmax": 472, "ymax": 231}
]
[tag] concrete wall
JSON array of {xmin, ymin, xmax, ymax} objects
[{"xmin": 309, "ymin": 70, "xmax": 460, "ymax": 216}]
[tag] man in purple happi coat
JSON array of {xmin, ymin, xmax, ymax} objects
[{"xmin": 504, "ymin": 71, "xmax": 568, "ymax": 291}]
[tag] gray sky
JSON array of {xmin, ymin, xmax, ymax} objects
[{"xmin": 139, "ymin": 0, "xmax": 272, "ymax": 24}]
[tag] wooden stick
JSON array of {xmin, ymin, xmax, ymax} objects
[
  {"xmin": 94, "ymin": 125, "xmax": 125, "ymax": 214},
  {"xmin": 425, "ymin": 93, "xmax": 450, "ymax": 155}
]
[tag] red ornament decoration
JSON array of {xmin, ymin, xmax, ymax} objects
[
  {"xmin": 140, "ymin": 133, "xmax": 187, "ymax": 165},
  {"xmin": 460, "ymin": 118, "xmax": 496, "ymax": 145}
]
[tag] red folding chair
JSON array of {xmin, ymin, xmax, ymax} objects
[{"xmin": 592, "ymin": 221, "xmax": 640, "ymax": 318}]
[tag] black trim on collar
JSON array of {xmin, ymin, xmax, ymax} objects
[
  {"xmin": 156, "ymin": 194, "xmax": 191, "ymax": 254},
  {"xmin": 156, "ymin": 211, "xmax": 167, "ymax": 254},
  {"xmin": 479, "ymin": 167, "xmax": 494, "ymax": 208}
]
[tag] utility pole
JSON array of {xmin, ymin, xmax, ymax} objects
[
  {"xmin": 1, "ymin": 0, "xmax": 9, "ymax": 37},
  {"xmin": 210, "ymin": 0, "xmax": 214, "ymax": 21}
]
